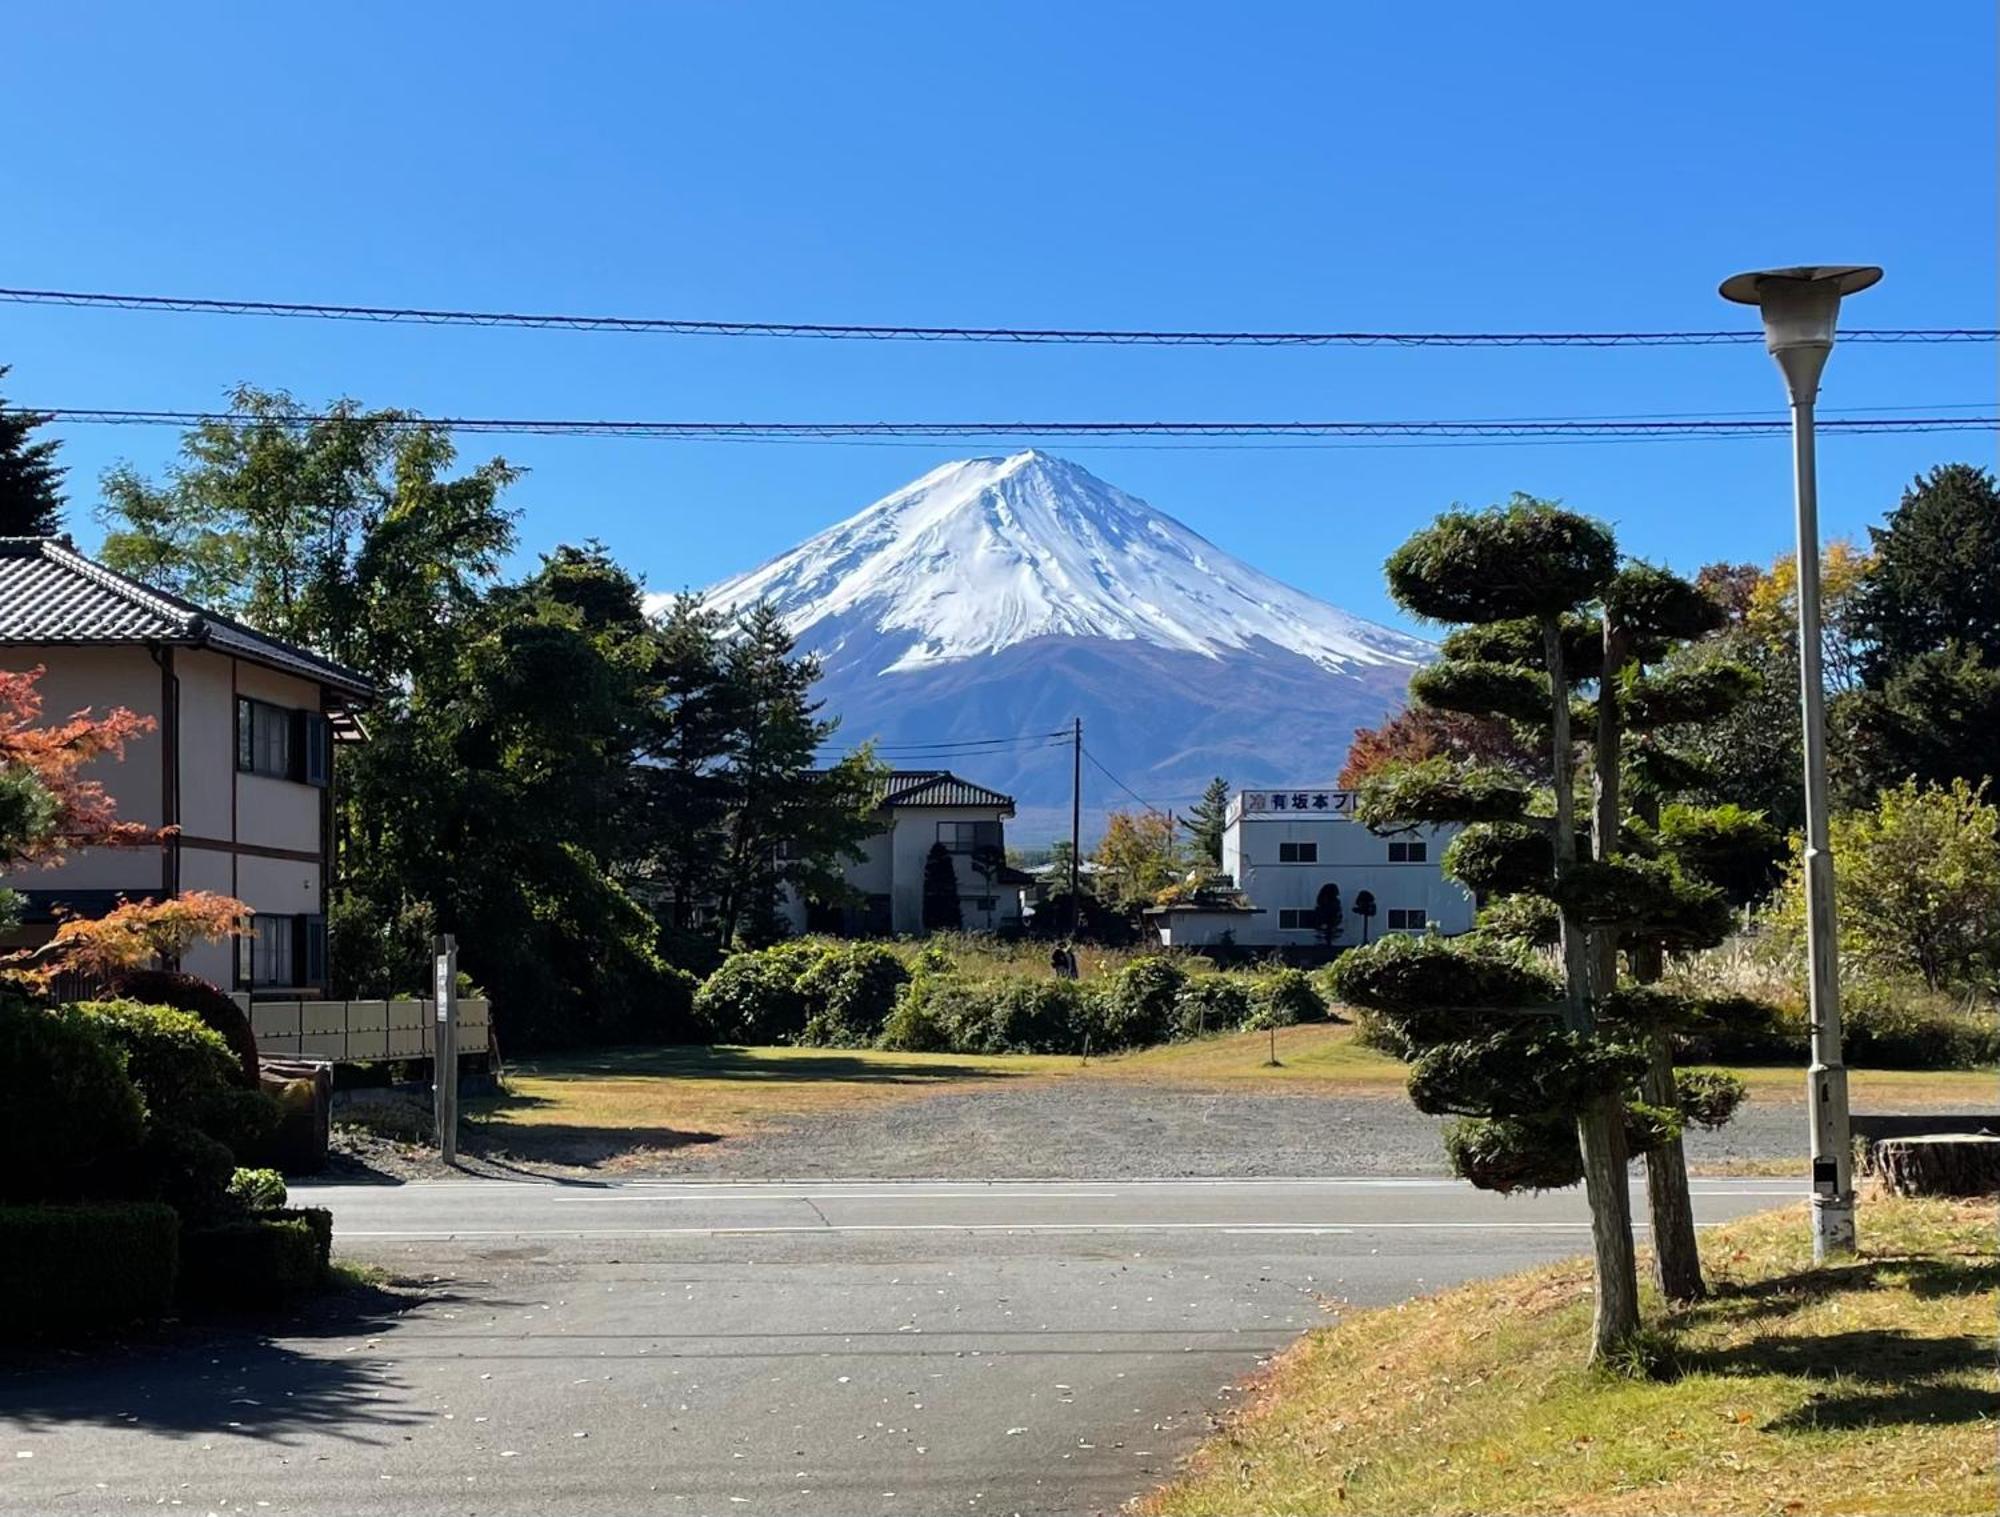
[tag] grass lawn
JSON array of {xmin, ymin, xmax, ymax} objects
[
  {"xmin": 466, "ymin": 1043, "xmax": 1079, "ymax": 1163},
  {"xmin": 1101, "ymin": 1022, "xmax": 1998, "ymax": 1108},
  {"xmin": 1142, "ymin": 1196, "xmax": 1998, "ymax": 1517}
]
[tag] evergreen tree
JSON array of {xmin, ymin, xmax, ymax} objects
[
  {"xmin": 921, "ymin": 841, "xmax": 963, "ymax": 932},
  {"xmin": 1186, "ymin": 776, "xmax": 1231, "ymax": 867},
  {"xmin": 0, "ymin": 369, "xmax": 66, "ymax": 537}
]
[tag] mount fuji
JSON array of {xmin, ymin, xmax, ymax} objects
[{"xmin": 695, "ymin": 452, "xmax": 1432, "ymax": 841}]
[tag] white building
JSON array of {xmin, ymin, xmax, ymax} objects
[
  {"xmin": 1150, "ymin": 786, "xmax": 1475, "ymax": 949},
  {"xmin": 781, "ymin": 770, "xmax": 1034, "ymax": 937}
]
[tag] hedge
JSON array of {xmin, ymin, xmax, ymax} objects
[
  {"xmin": 180, "ymin": 1215, "xmax": 324, "ymax": 1311},
  {"xmin": 110, "ymin": 969, "xmax": 260, "ymax": 1087},
  {"xmin": 0, "ymin": 999, "xmax": 145, "ymax": 1203},
  {"xmin": 0, "ymin": 1202, "xmax": 179, "ymax": 1341}
]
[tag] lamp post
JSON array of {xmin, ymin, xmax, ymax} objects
[{"xmin": 1719, "ymin": 264, "xmax": 1881, "ymax": 1261}]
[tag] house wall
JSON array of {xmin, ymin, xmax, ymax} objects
[
  {"xmin": 887, "ymin": 805, "xmax": 1019, "ymax": 934},
  {"xmin": 0, "ymin": 642, "xmax": 336, "ymax": 991},
  {"xmin": 0, "ymin": 645, "xmax": 166, "ymax": 892},
  {"xmin": 1223, "ymin": 794, "xmax": 1473, "ymax": 947},
  {"xmin": 1152, "ymin": 909, "xmax": 1265, "ymax": 947}
]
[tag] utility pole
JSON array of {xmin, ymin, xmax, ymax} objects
[{"xmin": 1069, "ymin": 717, "xmax": 1082, "ymax": 938}]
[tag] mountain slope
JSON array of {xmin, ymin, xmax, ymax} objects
[{"xmin": 694, "ymin": 452, "xmax": 1431, "ymax": 840}]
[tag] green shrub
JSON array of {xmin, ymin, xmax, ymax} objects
[
  {"xmin": 1327, "ymin": 934, "xmax": 1563, "ymax": 1046},
  {"xmin": 959, "ymin": 978, "xmax": 1093, "ymax": 1053},
  {"xmin": 74, "ymin": 999, "xmax": 240, "ymax": 1127},
  {"xmin": 1255, "ymin": 967, "xmax": 1327, "ymax": 1026},
  {"xmin": 912, "ymin": 940, "xmax": 953, "ymax": 976},
  {"xmin": 1173, "ymin": 976, "xmax": 1254, "ymax": 1039},
  {"xmin": 137, "ymin": 1120, "xmax": 236, "ymax": 1221},
  {"xmin": 1621, "ymin": 1100, "xmax": 1686, "ymax": 1155},
  {"xmin": 1349, "ymin": 1006, "xmax": 1412, "ymax": 1058},
  {"xmin": 1097, "ymin": 956, "xmax": 1187, "ymax": 1050},
  {"xmin": 694, "ymin": 944, "xmax": 820, "ymax": 1043},
  {"xmin": 227, "ymin": 1167, "xmax": 288, "ymax": 1213},
  {"xmin": 877, "ymin": 978, "xmax": 956, "ymax": 1053},
  {"xmin": 109, "ymin": 969, "xmax": 260, "ymax": 1086},
  {"xmin": 1673, "ymin": 992, "xmax": 1801, "ymax": 1064},
  {"xmin": 1472, "ymin": 892, "xmax": 1562, "ymax": 948},
  {"xmin": 1675, "ymin": 1069, "xmax": 1747, "ymax": 1131},
  {"xmin": 1843, "ymin": 983, "xmax": 2000, "ymax": 1069},
  {"xmin": 0, "ymin": 1202, "xmax": 179, "ymax": 1341},
  {"xmin": 797, "ymin": 944, "xmax": 909, "ymax": 1047},
  {"xmin": 1442, "ymin": 1115, "xmax": 1583, "ymax": 1193},
  {"xmin": 268, "ymin": 1205, "xmax": 334, "ymax": 1272},
  {"xmin": 636, "ymin": 963, "xmax": 701, "ymax": 1043},
  {"xmin": 0, "ymin": 999, "xmax": 145, "ymax": 1202},
  {"xmin": 180, "ymin": 1214, "xmax": 324, "ymax": 1311}
]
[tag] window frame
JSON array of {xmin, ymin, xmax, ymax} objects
[
  {"xmin": 1277, "ymin": 907, "xmax": 1317, "ymax": 931},
  {"xmin": 1386, "ymin": 908, "xmax": 1428, "ymax": 931},
  {"xmin": 1387, "ymin": 839, "xmax": 1428, "ymax": 864},
  {"xmin": 235, "ymin": 697, "xmax": 332, "ymax": 788},
  {"xmin": 1277, "ymin": 840, "xmax": 1320, "ymax": 864},
  {"xmin": 937, "ymin": 819, "xmax": 1003, "ymax": 855}
]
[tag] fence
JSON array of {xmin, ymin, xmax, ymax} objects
[{"xmin": 240, "ymin": 996, "xmax": 491, "ymax": 1062}]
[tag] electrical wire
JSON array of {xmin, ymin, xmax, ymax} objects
[
  {"xmin": 28, "ymin": 407, "xmax": 1998, "ymax": 442},
  {"xmin": 2, "ymin": 286, "xmax": 1990, "ymax": 347},
  {"xmin": 1082, "ymin": 746, "xmax": 1177, "ymax": 822}
]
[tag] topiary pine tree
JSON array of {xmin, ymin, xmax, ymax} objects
[
  {"xmin": 1332, "ymin": 495, "xmax": 1760, "ymax": 1353},
  {"xmin": 921, "ymin": 841, "xmax": 963, "ymax": 933},
  {"xmin": 0, "ymin": 369, "xmax": 66, "ymax": 537}
]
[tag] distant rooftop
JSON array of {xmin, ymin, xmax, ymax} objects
[
  {"xmin": 0, "ymin": 536, "xmax": 375, "ymax": 700},
  {"xmin": 867, "ymin": 769, "xmax": 1016, "ymax": 813}
]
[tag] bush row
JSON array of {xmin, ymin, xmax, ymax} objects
[{"xmin": 695, "ymin": 944, "xmax": 1331, "ymax": 1057}]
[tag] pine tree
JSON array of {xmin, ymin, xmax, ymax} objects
[
  {"xmin": 0, "ymin": 369, "xmax": 66, "ymax": 537},
  {"xmin": 921, "ymin": 841, "xmax": 963, "ymax": 932},
  {"xmin": 1186, "ymin": 776, "xmax": 1231, "ymax": 867}
]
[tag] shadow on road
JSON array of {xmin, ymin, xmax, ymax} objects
[
  {"xmin": 507, "ymin": 1043, "xmax": 1035, "ymax": 1085},
  {"xmin": 1, "ymin": 1280, "xmax": 500, "ymax": 1443}
]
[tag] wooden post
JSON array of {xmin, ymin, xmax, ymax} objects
[{"xmin": 433, "ymin": 934, "xmax": 459, "ymax": 1165}]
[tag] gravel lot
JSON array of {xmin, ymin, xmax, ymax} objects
[{"xmin": 638, "ymin": 1078, "xmax": 1809, "ymax": 1180}]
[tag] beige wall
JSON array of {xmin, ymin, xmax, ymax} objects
[
  {"xmin": 0, "ymin": 640, "xmax": 334, "ymax": 988},
  {"xmin": 0, "ymin": 644, "xmax": 166, "ymax": 894}
]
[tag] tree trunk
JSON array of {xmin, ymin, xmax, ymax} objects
[
  {"xmin": 1642, "ymin": 1029, "xmax": 1705, "ymax": 1300},
  {"xmin": 1577, "ymin": 1093, "xmax": 1640, "ymax": 1357},
  {"xmin": 1873, "ymin": 1135, "xmax": 2000, "ymax": 1196},
  {"xmin": 1544, "ymin": 616, "xmax": 1639, "ymax": 1359}
]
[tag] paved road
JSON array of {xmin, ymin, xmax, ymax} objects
[{"xmin": 3, "ymin": 1177, "xmax": 1798, "ymax": 1517}]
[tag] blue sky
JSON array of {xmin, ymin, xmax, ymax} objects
[{"xmin": 4, "ymin": 3, "xmax": 1993, "ymax": 637}]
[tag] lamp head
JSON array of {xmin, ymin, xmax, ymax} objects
[{"xmin": 1719, "ymin": 265, "xmax": 1882, "ymax": 402}]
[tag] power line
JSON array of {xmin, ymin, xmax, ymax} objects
[
  {"xmin": 1081, "ymin": 746, "xmax": 1177, "ymax": 822},
  {"xmin": 29, "ymin": 407, "xmax": 1998, "ymax": 443},
  {"xmin": 2, "ymin": 286, "xmax": 1990, "ymax": 347}
]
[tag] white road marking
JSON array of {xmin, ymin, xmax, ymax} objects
[{"xmin": 338, "ymin": 1219, "xmax": 1670, "ymax": 1240}]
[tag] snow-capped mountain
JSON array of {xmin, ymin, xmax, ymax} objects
[{"xmin": 693, "ymin": 452, "xmax": 1432, "ymax": 840}]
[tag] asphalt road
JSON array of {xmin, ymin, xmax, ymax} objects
[{"xmin": 3, "ymin": 1176, "xmax": 1798, "ymax": 1517}]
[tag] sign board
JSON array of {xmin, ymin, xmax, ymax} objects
[{"xmin": 1240, "ymin": 790, "xmax": 1357, "ymax": 815}]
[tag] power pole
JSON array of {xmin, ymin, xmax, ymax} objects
[{"xmin": 1069, "ymin": 717, "xmax": 1082, "ymax": 938}]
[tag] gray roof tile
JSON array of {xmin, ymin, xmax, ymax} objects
[{"xmin": 0, "ymin": 537, "xmax": 375, "ymax": 698}]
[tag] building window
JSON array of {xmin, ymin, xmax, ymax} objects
[
  {"xmin": 236, "ymin": 913, "xmax": 327, "ymax": 988},
  {"xmin": 235, "ymin": 698, "xmax": 332, "ymax": 787},
  {"xmin": 1387, "ymin": 908, "xmax": 1427, "ymax": 931},
  {"xmin": 1388, "ymin": 839, "xmax": 1428, "ymax": 863},
  {"xmin": 1277, "ymin": 841, "xmax": 1319, "ymax": 863},
  {"xmin": 1278, "ymin": 908, "xmax": 1316, "ymax": 930},
  {"xmin": 970, "ymin": 896, "xmax": 997, "ymax": 912},
  {"xmin": 938, "ymin": 820, "xmax": 1003, "ymax": 854}
]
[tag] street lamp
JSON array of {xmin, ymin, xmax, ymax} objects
[{"xmin": 1720, "ymin": 264, "xmax": 1881, "ymax": 1262}]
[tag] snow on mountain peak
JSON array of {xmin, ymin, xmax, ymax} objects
[{"xmin": 696, "ymin": 451, "xmax": 1432, "ymax": 676}]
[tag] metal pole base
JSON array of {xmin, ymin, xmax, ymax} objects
[{"xmin": 1811, "ymin": 1196, "xmax": 1857, "ymax": 1262}]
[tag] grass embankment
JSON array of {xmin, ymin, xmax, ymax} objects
[{"xmin": 1144, "ymin": 1196, "xmax": 1998, "ymax": 1517}]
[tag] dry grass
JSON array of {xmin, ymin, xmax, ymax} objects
[
  {"xmin": 467, "ymin": 1042, "xmax": 1080, "ymax": 1161},
  {"xmin": 1142, "ymin": 1196, "xmax": 1999, "ymax": 1517},
  {"xmin": 1099, "ymin": 1023, "xmax": 1997, "ymax": 1107}
]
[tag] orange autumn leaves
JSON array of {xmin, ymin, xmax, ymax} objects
[{"xmin": 1, "ymin": 666, "xmax": 246, "ymax": 983}]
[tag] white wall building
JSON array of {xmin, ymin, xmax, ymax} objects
[
  {"xmin": 780, "ymin": 770, "xmax": 1034, "ymax": 937},
  {"xmin": 1151, "ymin": 786, "xmax": 1475, "ymax": 949}
]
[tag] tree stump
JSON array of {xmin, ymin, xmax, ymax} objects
[{"xmin": 1873, "ymin": 1133, "xmax": 2000, "ymax": 1197}]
